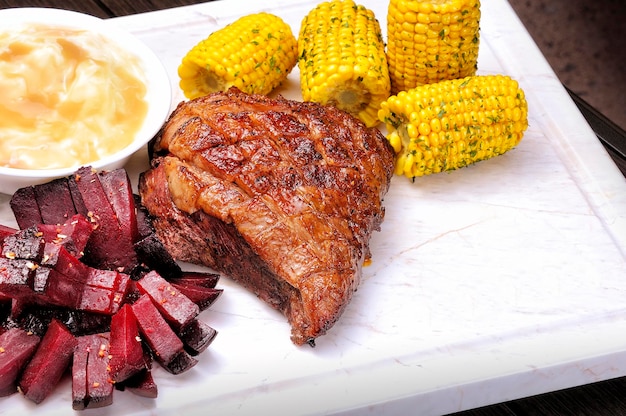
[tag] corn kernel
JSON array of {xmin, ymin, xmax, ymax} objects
[
  {"xmin": 387, "ymin": 0, "xmax": 481, "ymax": 93},
  {"xmin": 178, "ymin": 12, "xmax": 298, "ymax": 99},
  {"xmin": 298, "ymin": 0, "xmax": 390, "ymax": 127},
  {"xmin": 377, "ymin": 75, "xmax": 529, "ymax": 179}
]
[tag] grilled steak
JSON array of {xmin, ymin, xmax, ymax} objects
[{"xmin": 139, "ymin": 87, "xmax": 395, "ymax": 346}]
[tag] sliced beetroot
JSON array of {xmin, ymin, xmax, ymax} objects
[
  {"xmin": 72, "ymin": 332, "xmax": 113, "ymax": 410},
  {"xmin": 111, "ymin": 273, "xmax": 131, "ymax": 314},
  {"xmin": 41, "ymin": 244, "xmax": 89, "ymax": 283},
  {"xmin": 131, "ymin": 294, "xmax": 196, "ymax": 374},
  {"xmin": 36, "ymin": 214, "xmax": 94, "ymax": 258},
  {"xmin": 0, "ymin": 258, "xmax": 37, "ymax": 298},
  {"xmin": 136, "ymin": 271, "xmax": 199, "ymax": 330},
  {"xmin": 120, "ymin": 369, "xmax": 158, "ymax": 398},
  {"xmin": 131, "ymin": 294, "xmax": 183, "ymax": 362},
  {"xmin": 18, "ymin": 319, "xmax": 77, "ymax": 404},
  {"xmin": 42, "ymin": 269, "xmax": 85, "ymax": 309},
  {"xmin": 9, "ymin": 301, "xmax": 50, "ymax": 336},
  {"xmin": 40, "ymin": 245, "xmax": 89, "ymax": 309},
  {"xmin": 0, "ymin": 299, "xmax": 9, "ymax": 327},
  {"xmin": 11, "ymin": 304, "xmax": 111, "ymax": 338},
  {"xmin": 170, "ymin": 271, "xmax": 220, "ymax": 288},
  {"xmin": 78, "ymin": 286, "xmax": 114, "ymax": 314},
  {"xmin": 0, "ymin": 224, "xmax": 17, "ymax": 245},
  {"xmin": 9, "ymin": 293, "xmax": 47, "ymax": 316},
  {"xmin": 1, "ymin": 227, "xmax": 45, "ymax": 262},
  {"xmin": 171, "ymin": 283, "xmax": 223, "ymax": 312},
  {"xmin": 65, "ymin": 312, "xmax": 112, "ymax": 336},
  {"xmin": 122, "ymin": 279, "xmax": 142, "ymax": 305},
  {"xmin": 87, "ymin": 268, "xmax": 131, "ymax": 306},
  {"xmin": 108, "ymin": 304, "xmax": 145, "ymax": 383},
  {"xmin": 0, "ymin": 221, "xmax": 93, "ymax": 304},
  {"xmin": 134, "ymin": 234, "xmax": 183, "ymax": 279},
  {"xmin": 98, "ymin": 169, "xmax": 139, "ymax": 246},
  {"xmin": 77, "ymin": 268, "xmax": 129, "ymax": 315},
  {"xmin": 0, "ymin": 327, "xmax": 41, "ymax": 397},
  {"xmin": 179, "ymin": 319, "xmax": 217, "ymax": 356},
  {"xmin": 9, "ymin": 186, "xmax": 42, "ymax": 229},
  {"xmin": 71, "ymin": 339, "xmax": 88, "ymax": 409},
  {"xmin": 2, "ymin": 167, "xmax": 225, "ymax": 409},
  {"xmin": 32, "ymin": 266, "xmax": 51, "ymax": 293},
  {"xmin": 70, "ymin": 166, "xmax": 137, "ymax": 272},
  {"xmin": 78, "ymin": 286, "xmax": 127, "ymax": 316},
  {"xmin": 162, "ymin": 349, "xmax": 198, "ymax": 375},
  {"xmin": 67, "ymin": 175, "xmax": 88, "ymax": 218},
  {"xmin": 85, "ymin": 267, "xmax": 120, "ymax": 290},
  {"xmin": 33, "ymin": 177, "xmax": 77, "ymax": 225}
]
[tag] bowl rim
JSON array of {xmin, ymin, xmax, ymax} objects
[{"xmin": 0, "ymin": 7, "xmax": 172, "ymax": 179}]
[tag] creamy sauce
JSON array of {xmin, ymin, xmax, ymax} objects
[{"xmin": 0, "ymin": 24, "xmax": 148, "ymax": 170}]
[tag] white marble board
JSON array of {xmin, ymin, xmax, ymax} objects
[{"xmin": 1, "ymin": 0, "xmax": 626, "ymax": 415}]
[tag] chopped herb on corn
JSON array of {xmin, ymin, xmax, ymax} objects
[
  {"xmin": 378, "ymin": 74, "xmax": 528, "ymax": 179},
  {"xmin": 387, "ymin": 0, "xmax": 481, "ymax": 94},
  {"xmin": 178, "ymin": 12, "xmax": 298, "ymax": 99},
  {"xmin": 298, "ymin": 0, "xmax": 390, "ymax": 127}
]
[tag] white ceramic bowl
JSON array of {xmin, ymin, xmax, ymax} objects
[{"xmin": 0, "ymin": 8, "xmax": 172, "ymax": 195}]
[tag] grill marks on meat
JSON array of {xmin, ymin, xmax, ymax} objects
[{"xmin": 139, "ymin": 88, "xmax": 394, "ymax": 345}]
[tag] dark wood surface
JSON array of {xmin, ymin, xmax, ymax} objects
[{"xmin": 1, "ymin": 1, "xmax": 625, "ymax": 414}]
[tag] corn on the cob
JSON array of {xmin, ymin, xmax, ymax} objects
[
  {"xmin": 378, "ymin": 75, "xmax": 528, "ymax": 179},
  {"xmin": 178, "ymin": 12, "xmax": 298, "ymax": 99},
  {"xmin": 297, "ymin": 0, "xmax": 390, "ymax": 127},
  {"xmin": 387, "ymin": 0, "xmax": 481, "ymax": 94}
]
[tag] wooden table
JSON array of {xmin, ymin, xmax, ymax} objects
[{"xmin": 1, "ymin": 1, "xmax": 625, "ymax": 414}]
